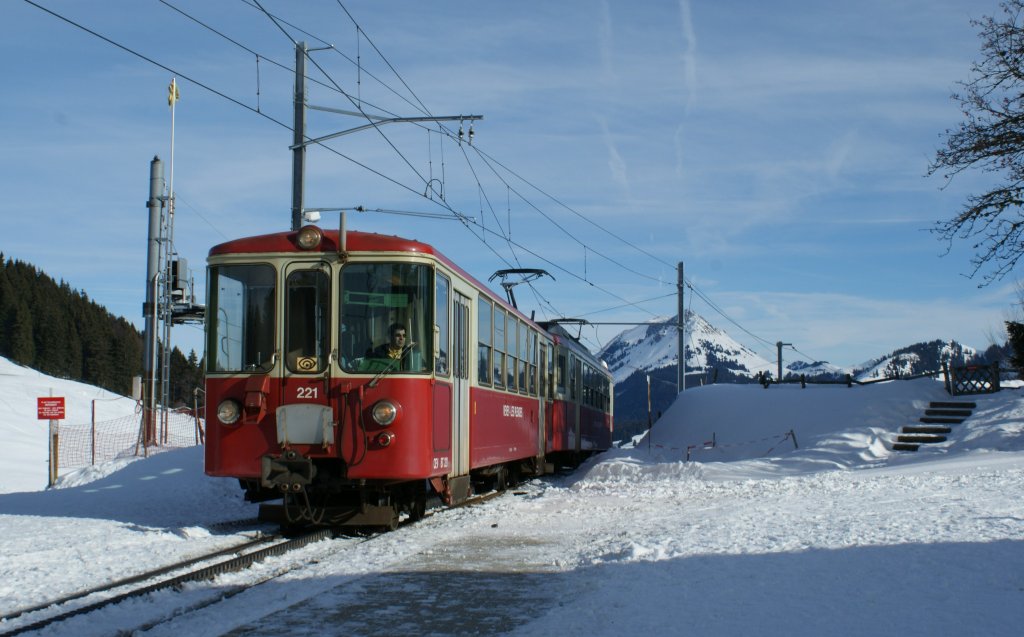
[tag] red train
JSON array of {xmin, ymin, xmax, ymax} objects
[{"xmin": 204, "ymin": 224, "xmax": 613, "ymax": 528}]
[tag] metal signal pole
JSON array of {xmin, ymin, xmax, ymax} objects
[
  {"xmin": 677, "ymin": 261, "xmax": 685, "ymax": 393},
  {"xmin": 289, "ymin": 41, "xmax": 482, "ymax": 230},
  {"xmin": 143, "ymin": 156, "xmax": 163, "ymax": 446},
  {"xmin": 291, "ymin": 42, "xmax": 307, "ymax": 231},
  {"xmin": 777, "ymin": 340, "xmax": 792, "ymax": 382}
]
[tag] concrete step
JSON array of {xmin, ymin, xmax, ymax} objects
[
  {"xmin": 920, "ymin": 416, "xmax": 966, "ymax": 425},
  {"xmin": 897, "ymin": 433, "xmax": 947, "ymax": 444},
  {"xmin": 929, "ymin": 401, "xmax": 976, "ymax": 409},
  {"xmin": 902, "ymin": 425, "xmax": 953, "ymax": 435},
  {"xmin": 892, "ymin": 442, "xmax": 920, "ymax": 452},
  {"xmin": 924, "ymin": 408, "xmax": 972, "ymax": 417}
]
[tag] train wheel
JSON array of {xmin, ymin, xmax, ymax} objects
[
  {"xmin": 494, "ymin": 466, "xmax": 508, "ymax": 492},
  {"xmin": 408, "ymin": 492, "xmax": 427, "ymax": 522},
  {"xmin": 507, "ymin": 464, "xmax": 521, "ymax": 489}
]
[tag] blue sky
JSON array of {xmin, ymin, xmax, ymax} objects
[{"xmin": 0, "ymin": 0, "xmax": 1014, "ymax": 368}]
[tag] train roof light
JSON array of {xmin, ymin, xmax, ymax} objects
[{"xmin": 296, "ymin": 225, "xmax": 323, "ymax": 250}]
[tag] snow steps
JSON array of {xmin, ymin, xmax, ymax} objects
[
  {"xmin": 901, "ymin": 425, "xmax": 953, "ymax": 435},
  {"xmin": 892, "ymin": 401, "xmax": 975, "ymax": 452}
]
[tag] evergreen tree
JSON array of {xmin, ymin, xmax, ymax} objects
[
  {"xmin": 8, "ymin": 300, "xmax": 35, "ymax": 365},
  {"xmin": 0, "ymin": 261, "xmax": 13, "ymax": 354},
  {"xmin": 0, "ymin": 254, "xmax": 200, "ymax": 396},
  {"xmin": 1006, "ymin": 321, "xmax": 1024, "ymax": 378}
]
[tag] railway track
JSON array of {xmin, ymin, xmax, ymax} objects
[
  {"xmin": 0, "ymin": 528, "xmax": 334, "ymax": 637},
  {"xmin": 0, "ymin": 489, "xmax": 511, "ymax": 636}
]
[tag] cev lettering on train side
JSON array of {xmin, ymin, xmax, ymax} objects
[{"xmin": 502, "ymin": 404, "xmax": 524, "ymax": 418}]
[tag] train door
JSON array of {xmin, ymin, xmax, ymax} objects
[
  {"xmin": 570, "ymin": 354, "xmax": 582, "ymax": 453},
  {"xmin": 276, "ymin": 263, "xmax": 333, "ymax": 447},
  {"xmin": 451, "ymin": 291, "xmax": 472, "ymax": 478},
  {"xmin": 538, "ymin": 342, "xmax": 549, "ymax": 462}
]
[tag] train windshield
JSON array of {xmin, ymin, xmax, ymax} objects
[
  {"xmin": 339, "ymin": 262, "xmax": 432, "ymax": 374},
  {"xmin": 207, "ymin": 264, "xmax": 276, "ymax": 373}
]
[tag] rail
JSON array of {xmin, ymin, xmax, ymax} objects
[{"xmin": 0, "ymin": 529, "xmax": 334, "ymax": 637}]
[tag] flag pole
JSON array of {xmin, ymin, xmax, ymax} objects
[{"xmin": 168, "ymin": 78, "xmax": 178, "ymax": 223}]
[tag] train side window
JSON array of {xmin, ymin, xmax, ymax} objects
[
  {"xmin": 538, "ymin": 343, "xmax": 547, "ymax": 399},
  {"xmin": 435, "ymin": 273, "xmax": 450, "ymax": 376},
  {"xmin": 548, "ymin": 344, "xmax": 557, "ymax": 399},
  {"xmin": 556, "ymin": 352, "xmax": 566, "ymax": 396},
  {"xmin": 569, "ymin": 355, "xmax": 579, "ymax": 401},
  {"xmin": 477, "ymin": 298, "xmax": 492, "ymax": 385},
  {"xmin": 493, "ymin": 307, "xmax": 505, "ymax": 389},
  {"xmin": 588, "ymin": 365, "xmax": 596, "ymax": 407},
  {"xmin": 285, "ymin": 268, "xmax": 330, "ymax": 374},
  {"xmin": 518, "ymin": 321, "xmax": 528, "ymax": 394},
  {"xmin": 507, "ymin": 317, "xmax": 518, "ymax": 392},
  {"xmin": 528, "ymin": 331, "xmax": 538, "ymax": 396}
]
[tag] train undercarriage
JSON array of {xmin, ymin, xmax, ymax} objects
[{"xmin": 243, "ymin": 453, "xmax": 556, "ymax": 531}]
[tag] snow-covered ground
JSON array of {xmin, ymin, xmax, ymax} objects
[{"xmin": 1, "ymin": 356, "xmax": 1023, "ymax": 635}]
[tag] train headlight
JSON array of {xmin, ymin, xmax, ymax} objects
[
  {"xmin": 296, "ymin": 225, "xmax": 323, "ymax": 250},
  {"xmin": 217, "ymin": 399, "xmax": 242, "ymax": 425},
  {"xmin": 371, "ymin": 400, "xmax": 399, "ymax": 426}
]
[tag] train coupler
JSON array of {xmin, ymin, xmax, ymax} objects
[{"xmin": 261, "ymin": 450, "xmax": 317, "ymax": 492}]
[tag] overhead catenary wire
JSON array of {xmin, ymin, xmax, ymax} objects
[
  {"xmin": 235, "ymin": 0, "xmax": 431, "ymax": 119},
  {"xmin": 28, "ymin": 0, "xmax": 775, "ymax": 358},
  {"xmin": 177, "ymin": 0, "xmax": 681, "ymax": 317},
  {"xmin": 159, "ymin": 0, "xmax": 585, "ymax": 323},
  {"xmin": 250, "ymin": 0, "xmax": 435, "ymax": 193},
  {"xmin": 322, "ymin": 0, "xmax": 785, "ymax": 359},
  {"xmin": 307, "ymin": 2, "xmax": 698, "ymax": 311}
]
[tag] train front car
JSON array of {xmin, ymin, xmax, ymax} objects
[
  {"xmin": 204, "ymin": 225, "xmax": 615, "ymax": 529},
  {"xmin": 204, "ymin": 226, "xmax": 459, "ymax": 529}
]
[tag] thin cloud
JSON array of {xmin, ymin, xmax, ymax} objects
[
  {"xmin": 599, "ymin": 117, "xmax": 629, "ymax": 190},
  {"xmin": 678, "ymin": 0, "xmax": 697, "ymax": 112}
]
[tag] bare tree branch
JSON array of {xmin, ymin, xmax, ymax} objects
[{"xmin": 932, "ymin": 1, "xmax": 1024, "ymax": 285}]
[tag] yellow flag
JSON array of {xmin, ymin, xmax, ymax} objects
[{"xmin": 168, "ymin": 78, "xmax": 180, "ymax": 108}]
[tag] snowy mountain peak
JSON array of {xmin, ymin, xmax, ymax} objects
[
  {"xmin": 599, "ymin": 311, "xmax": 985, "ymax": 388},
  {"xmin": 597, "ymin": 311, "xmax": 771, "ymax": 383}
]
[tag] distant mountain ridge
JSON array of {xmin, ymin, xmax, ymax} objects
[
  {"xmin": 597, "ymin": 312, "xmax": 993, "ymax": 438},
  {"xmin": 599, "ymin": 310, "xmax": 770, "ymax": 384}
]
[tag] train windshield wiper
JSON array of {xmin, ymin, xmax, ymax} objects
[{"xmin": 367, "ymin": 343, "xmax": 416, "ymax": 388}]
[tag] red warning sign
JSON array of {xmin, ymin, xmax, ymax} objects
[{"xmin": 37, "ymin": 397, "xmax": 66, "ymax": 420}]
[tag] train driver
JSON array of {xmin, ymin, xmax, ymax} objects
[{"xmin": 368, "ymin": 322, "xmax": 422, "ymax": 371}]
